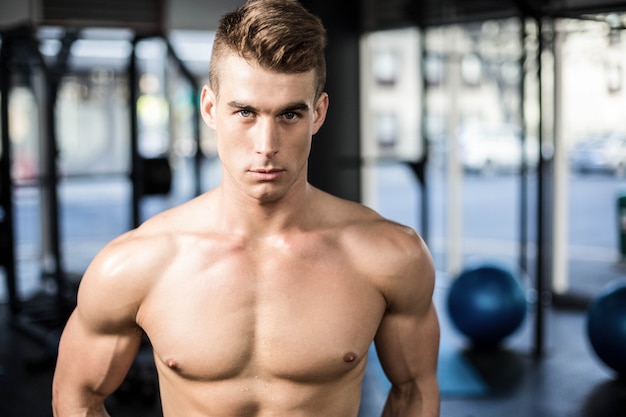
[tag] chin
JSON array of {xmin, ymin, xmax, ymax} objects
[
  {"xmin": 249, "ymin": 188, "xmax": 286, "ymax": 204},
  {"xmin": 245, "ymin": 178, "xmax": 300, "ymax": 204}
]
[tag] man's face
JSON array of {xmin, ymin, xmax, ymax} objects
[{"xmin": 201, "ymin": 53, "xmax": 328, "ymax": 204}]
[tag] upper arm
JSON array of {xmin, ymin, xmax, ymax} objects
[
  {"xmin": 53, "ymin": 309, "xmax": 143, "ymax": 415},
  {"xmin": 373, "ymin": 229, "xmax": 440, "ymax": 414},
  {"xmin": 52, "ymin": 236, "xmax": 150, "ymax": 415}
]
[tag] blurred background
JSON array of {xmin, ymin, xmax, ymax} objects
[{"xmin": 1, "ymin": 1, "xmax": 626, "ymax": 416}]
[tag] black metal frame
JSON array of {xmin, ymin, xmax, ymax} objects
[
  {"xmin": 0, "ymin": 28, "xmax": 19, "ymax": 316},
  {"xmin": 128, "ymin": 33, "xmax": 202, "ymax": 228},
  {"xmin": 0, "ymin": 25, "xmax": 202, "ymax": 356},
  {"xmin": 0, "ymin": 25, "xmax": 74, "ymax": 349}
]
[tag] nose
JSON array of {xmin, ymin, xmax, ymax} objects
[{"xmin": 254, "ymin": 118, "xmax": 279, "ymax": 157}]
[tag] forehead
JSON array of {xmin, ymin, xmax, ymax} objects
[{"xmin": 214, "ymin": 53, "xmax": 317, "ymax": 104}]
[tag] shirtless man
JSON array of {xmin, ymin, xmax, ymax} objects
[{"xmin": 51, "ymin": 1, "xmax": 440, "ymax": 416}]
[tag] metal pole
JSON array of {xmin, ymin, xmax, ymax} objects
[
  {"xmin": 534, "ymin": 16, "xmax": 556, "ymax": 360},
  {"xmin": 37, "ymin": 48, "xmax": 65, "ymax": 304},
  {"xmin": 446, "ymin": 26, "xmax": 463, "ymax": 278},
  {"xmin": 519, "ymin": 18, "xmax": 529, "ymax": 277},
  {"xmin": 29, "ymin": 28, "xmax": 76, "ymax": 309},
  {"xmin": 419, "ymin": 29, "xmax": 429, "ymax": 245},
  {"xmin": 551, "ymin": 23, "xmax": 569, "ymax": 295},
  {"xmin": 164, "ymin": 39, "xmax": 202, "ymax": 197},
  {"xmin": 129, "ymin": 37, "xmax": 141, "ymax": 228},
  {"xmin": 534, "ymin": 16, "xmax": 546, "ymax": 360},
  {"xmin": 0, "ymin": 35, "xmax": 20, "ymax": 316}
]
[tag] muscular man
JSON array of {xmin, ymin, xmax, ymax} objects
[{"xmin": 52, "ymin": 1, "xmax": 440, "ymax": 416}]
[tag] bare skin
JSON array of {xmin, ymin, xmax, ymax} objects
[{"xmin": 52, "ymin": 53, "xmax": 440, "ymax": 417}]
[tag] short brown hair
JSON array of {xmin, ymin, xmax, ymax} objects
[{"xmin": 209, "ymin": 0, "xmax": 327, "ymax": 99}]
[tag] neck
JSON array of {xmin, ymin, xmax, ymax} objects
[{"xmin": 214, "ymin": 182, "xmax": 314, "ymax": 237}]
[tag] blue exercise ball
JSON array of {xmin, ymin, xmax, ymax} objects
[
  {"xmin": 447, "ymin": 263, "xmax": 527, "ymax": 347},
  {"xmin": 586, "ymin": 281, "xmax": 626, "ymax": 377}
]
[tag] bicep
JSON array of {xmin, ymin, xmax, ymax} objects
[
  {"xmin": 53, "ymin": 244, "xmax": 146, "ymax": 411},
  {"xmin": 374, "ymin": 236, "xmax": 440, "ymax": 389},
  {"xmin": 53, "ymin": 309, "xmax": 143, "ymax": 411},
  {"xmin": 375, "ymin": 301, "xmax": 440, "ymax": 388}
]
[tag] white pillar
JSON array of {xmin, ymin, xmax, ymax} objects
[
  {"xmin": 551, "ymin": 26, "xmax": 569, "ymax": 294},
  {"xmin": 446, "ymin": 26, "xmax": 464, "ymax": 277}
]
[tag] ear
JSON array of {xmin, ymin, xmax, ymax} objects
[
  {"xmin": 200, "ymin": 84, "xmax": 217, "ymax": 130},
  {"xmin": 311, "ymin": 92, "xmax": 329, "ymax": 135}
]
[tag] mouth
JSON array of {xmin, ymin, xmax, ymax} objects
[{"xmin": 249, "ymin": 167, "xmax": 285, "ymax": 180}]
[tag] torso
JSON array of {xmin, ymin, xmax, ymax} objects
[{"xmin": 133, "ymin": 191, "xmax": 392, "ymax": 416}]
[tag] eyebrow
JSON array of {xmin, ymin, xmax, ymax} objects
[
  {"xmin": 280, "ymin": 102, "xmax": 310, "ymax": 113},
  {"xmin": 227, "ymin": 101, "xmax": 310, "ymax": 114}
]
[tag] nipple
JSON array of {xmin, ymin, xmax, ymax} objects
[
  {"xmin": 166, "ymin": 358, "xmax": 180, "ymax": 370},
  {"xmin": 343, "ymin": 352, "xmax": 357, "ymax": 363}
]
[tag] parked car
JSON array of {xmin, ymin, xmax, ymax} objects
[
  {"xmin": 569, "ymin": 133, "xmax": 626, "ymax": 176},
  {"xmin": 458, "ymin": 123, "xmax": 538, "ymax": 175}
]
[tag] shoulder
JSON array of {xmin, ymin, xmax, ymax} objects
[
  {"xmin": 80, "ymin": 194, "xmax": 213, "ymax": 293},
  {"xmin": 354, "ymin": 218, "xmax": 434, "ymax": 314},
  {"xmin": 75, "ymin": 215, "xmax": 178, "ymax": 331},
  {"xmin": 345, "ymin": 213, "xmax": 432, "ymax": 282},
  {"xmin": 315, "ymin": 190, "xmax": 429, "ymax": 270},
  {"xmin": 90, "ymin": 207, "xmax": 181, "ymax": 281},
  {"xmin": 317, "ymin": 191, "xmax": 435, "ymax": 309}
]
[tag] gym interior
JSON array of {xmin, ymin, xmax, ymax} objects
[{"xmin": 2, "ymin": 0, "xmax": 626, "ymax": 416}]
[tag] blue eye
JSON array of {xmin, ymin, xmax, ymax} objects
[
  {"xmin": 283, "ymin": 112, "xmax": 297, "ymax": 120},
  {"xmin": 240, "ymin": 110, "xmax": 252, "ymax": 117}
]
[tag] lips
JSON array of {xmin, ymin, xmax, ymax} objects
[{"xmin": 249, "ymin": 168, "xmax": 285, "ymax": 180}]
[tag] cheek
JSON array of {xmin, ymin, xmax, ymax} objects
[
  {"xmin": 280, "ymin": 127, "xmax": 310, "ymax": 152},
  {"xmin": 290, "ymin": 136, "xmax": 313, "ymax": 161},
  {"xmin": 298, "ymin": 127, "xmax": 314, "ymax": 152},
  {"xmin": 216, "ymin": 128, "xmax": 245, "ymax": 162},
  {"xmin": 297, "ymin": 135, "xmax": 309, "ymax": 148}
]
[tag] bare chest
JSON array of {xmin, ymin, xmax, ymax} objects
[{"xmin": 138, "ymin": 242, "xmax": 386, "ymax": 383}]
